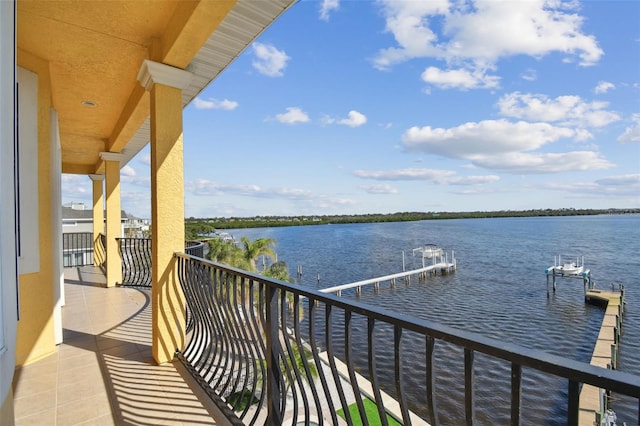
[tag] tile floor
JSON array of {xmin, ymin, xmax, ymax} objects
[{"xmin": 12, "ymin": 266, "xmax": 226, "ymax": 426}]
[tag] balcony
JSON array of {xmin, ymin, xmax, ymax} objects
[
  {"xmin": 12, "ymin": 247, "xmax": 640, "ymax": 425},
  {"xmin": 11, "ymin": 264, "xmax": 229, "ymax": 425}
]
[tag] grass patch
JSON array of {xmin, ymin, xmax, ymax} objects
[
  {"xmin": 336, "ymin": 398, "xmax": 403, "ymax": 426},
  {"xmin": 227, "ymin": 390, "xmax": 259, "ymax": 411}
]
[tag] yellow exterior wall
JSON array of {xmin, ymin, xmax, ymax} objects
[{"xmin": 15, "ymin": 49, "xmax": 57, "ymax": 366}]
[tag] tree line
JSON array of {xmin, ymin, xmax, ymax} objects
[{"xmin": 186, "ymin": 207, "xmax": 638, "ymax": 231}]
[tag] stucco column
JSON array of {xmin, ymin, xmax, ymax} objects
[
  {"xmin": 138, "ymin": 59, "xmax": 192, "ymax": 364},
  {"xmin": 100, "ymin": 152, "xmax": 123, "ymax": 288},
  {"xmin": 89, "ymin": 174, "xmax": 105, "ymax": 267}
]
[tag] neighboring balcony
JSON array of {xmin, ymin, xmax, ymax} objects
[{"xmin": 14, "ymin": 236, "xmax": 640, "ymax": 425}]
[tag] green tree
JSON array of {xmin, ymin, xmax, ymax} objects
[
  {"xmin": 240, "ymin": 237, "xmax": 276, "ymax": 272},
  {"xmin": 263, "ymin": 260, "xmax": 292, "ymax": 282},
  {"xmin": 205, "ymin": 238, "xmax": 244, "ymax": 267}
]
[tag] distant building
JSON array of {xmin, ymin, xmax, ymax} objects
[{"xmin": 61, "ymin": 204, "xmax": 150, "ymax": 266}]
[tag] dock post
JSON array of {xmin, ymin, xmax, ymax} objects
[
  {"xmin": 553, "ymin": 272, "xmax": 557, "ymax": 292},
  {"xmin": 374, "ymin": 282, "xmax": 379, "ymax": 291},
  {"xmin": 546, "ymin": 274, "xmax": 550, "ymax": 297},
  {"xmin": 611, "ymin": 344, "xmax": 617, "ymax": 370},
  {"xmin": 391, "ymin": 278, "xmax": 395, "ymax": 288},
  {"xmin": 356, "ymin": 286, "xmax": 361, "ymax": 295}
]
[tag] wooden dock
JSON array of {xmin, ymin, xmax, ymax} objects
[
  {"xmin": 319, "ymin": 262, "xmax": 456, "ymax": 296},
  {"xmin": 578, "ymin": 288, "xmax": 625, "ymax": 426}
]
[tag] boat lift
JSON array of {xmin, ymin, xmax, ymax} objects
[{"xmin": 545, "ymin": 255, "xmax": 592, "ymax": 296}]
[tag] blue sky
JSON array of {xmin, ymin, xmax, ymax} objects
[{"xmin": 63, "ymin": 0, "xmax": 640, "ymax": 218}]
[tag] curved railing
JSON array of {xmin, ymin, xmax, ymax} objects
[
  {"xmin": 117, "ymin": 238, "xmax": 152, "ymax": 287},
  {"xmin": 185, "ymin": 240, "xmax": 206, "ymax": 258},
  {"xmin": 116, "ymin": 238, "xmax": 207, "ymax": 288},
  {"xmin": 174, "ymin": 252, "xmax": 639, "ymax": 426}
]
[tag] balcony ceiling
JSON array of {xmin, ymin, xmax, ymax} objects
[{"xmin": 17, "ymin": 0, "xmax": 294, "ymax": 175}]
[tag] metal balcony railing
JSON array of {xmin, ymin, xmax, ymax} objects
[
  {"xmin": 62, "ymin": 232, "xmax": 95, "ymax": 267},
  {"xmin": 116, "ymin": 238, "xmax": 206, "ymax": 287},
  {"xmin": 173, "ymin": 252, "xmax": 640, "ymax": 426}
]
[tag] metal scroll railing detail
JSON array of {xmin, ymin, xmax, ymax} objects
[
  {"xmin": 173, "ymin": 252, "xmax": 640, "ymax": 426},
  {"xmin": 117, "ymin": 239, "xmax": 207, "ymax": 288},
  {"xmin": 117, "ymin": 238, "xmax": 152, "ymax": 287}
]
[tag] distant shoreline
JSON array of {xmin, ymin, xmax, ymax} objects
[{"xmin": 186, "ymin": 208, "xmax": 639, "ymax": 230}]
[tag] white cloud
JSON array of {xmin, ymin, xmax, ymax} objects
[
  {"xmin": 361, "ymin": 183, "xmax": 398, "ymax": 194},
  {"xmin": 320, "ymin": 0, "xmax": 339, "ymax": 21},
  {"xmin": 401, "ymin": 120, "xmax": 616, "ymax": 174},
  {"xmin": 193, "ymin": 97, "xmax": 238, "ymax": 110},
  {"xmin": 473, "ymin": 151, "xmax": 614, "ymax": 174},
  {"xmin": 497, "ymin": 92, "xmax": 620, "ymax": 128},
  {"xmin": 121, "ymin": 165, "xmax": 136, "ymax": 177},
  {"xmin": 595, "ymin": 174, "xmax": 640, "ymax": 187},
  {"xmin": 353, "ymin": 168, "xmax": 499, "ymax": 185},
  {"xmin": 594, "ymin": 81, "xmax": 615, "ymax": 94},
  {"xmin": 521, "ymin": 68, "xmax": 537, "ymax": 82},
  {"xmin": 403, "ymin": 119, "xmax": 575, "ymax": 157},
  {"xmin": 338, "ymin": 110, "xmax": 367, "ymax": 127},
  {"xmin": 276, "ymin": 107, "xmax": 310, "ymax": 124},
  {"xmin": 187, "ymin": 179, "xmax": 356, "ymax": 212},
  {"xmin": 138, "ymin": 153, "xmax": 151, "ymax": 166},
  {"xmin": 190, "ymin": 179, "xmax": 312, "ymax": 199},
  {"xmin": 252, "ymin": 42, "xmax": 290, "ymax": 77},
  {"xmin": 617, "ymin": 113, "xmax": 640, "ymax": 143},
  {"xmin": 61, "ymin": 174, "xmax": 91, "ymax": 203},
  {"xmin": 543, "ymin": 174, "xmax": 640, "ymax": 197},
  {"xmin": 373, "ymin": 0, "xmax": 603, "ymax": 88},
  {"xmin": 354, "ymin": 168, "xmax": 455, "ymax": 181},
  {"xmin": 421, "ymin": 66, "xmax": 500, "ymax": 90}
]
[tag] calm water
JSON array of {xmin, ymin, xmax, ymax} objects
[{"xmin": 228, "ymin": 215, "xmax": 639, "ymax": 424}]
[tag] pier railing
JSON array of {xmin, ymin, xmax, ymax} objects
[{"xmin": 173, "ymin": 252, "xmax": 640, "ymax": 426}]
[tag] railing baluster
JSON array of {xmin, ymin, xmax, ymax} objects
[
  {"xmin": 368, "ymin": 318, "xmax": 386, "ymax": 426},
  {"xmin": 567, "ymin": 379, "xmax": 580, "ymax": 426},
  {"xmin": 293, "ymin": 293, "xmax": 321, "ymax": 423},
  {"xmin": 511, "ymin": 363, "xmax": 522, "ymax": 426},
  {"xmin": 464, "ymin": 348, "xmax": 475, "ymax": 426},
  {"xmin": 308, "ymin": 298, "xmax": 336, "ymax": 426},
  {"xmin": 426, "ymin": 336, "xmax": 439, "ymax": 426},
  {"xmin": 325, "ymin": 305, "xmax": 352, "ymax": 423},
  {"xmin": 345, "ymin": 311, "xmax": 367, "ymax": 425},
  {"xmin": 280, "ymin": 289, "xmax": 302, "ymax": 424},
  {"xmin": 394, "ymin": 326, "xmax": 410, "ymax": 425},
  {"xmin": 265, "ymin": 284, "xmax": 282, "ymax": 425}
]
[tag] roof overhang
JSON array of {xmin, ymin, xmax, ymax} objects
[{"xmin": 17, "ymin": 0, "xmax": 295, "ymax": 175}]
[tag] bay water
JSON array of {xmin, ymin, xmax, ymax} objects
[{"xmin": 227, "ymin": 215, "xmax": 639, "ymax": 424}]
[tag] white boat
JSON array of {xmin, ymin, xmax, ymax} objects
[
  {"xmin": 554, "ymin": 255, "xmax": 585, "ymax": 276},
  {"xmin": 412, "ymin": 244, "xmax": 444, "ymax": 259},
  {"xmin": 557, "ymin": 262, "xmax": 584, "ymax": 276}
]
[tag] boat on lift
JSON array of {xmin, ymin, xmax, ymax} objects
[
  {"xmin": 412, "ymin": 244, "xmax": 444, "ymax": 259},
  {"xmin": 555, "ymin": 255, "xmax": 585, "ymax": 276}
]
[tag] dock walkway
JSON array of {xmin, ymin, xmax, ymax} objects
[
  {"xmin": 319, "ymin": 262, "xmax": 456, "ymax": 295},
  {"xmin": 578, "ymin": 288, "xmax": 625, "ymax": 426}
]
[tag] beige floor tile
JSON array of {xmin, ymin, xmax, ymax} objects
[
  {"xmin": 12, "ymin": 388, "xmax": 57, "ymax": 420},
  {"xmin": 56, "ymin": 391, "xmax": 112, "ymax": 425},
  {"xmin": 57, "ymin": 375, "xmax": 108, "ymax": 406},
  {"xmin": 14, "ymin": 407, "xmax": 56, "ymax": 426},
  {"xmin": 12, "ymin": 370, "xmax": 58, "ymax": 400}
]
